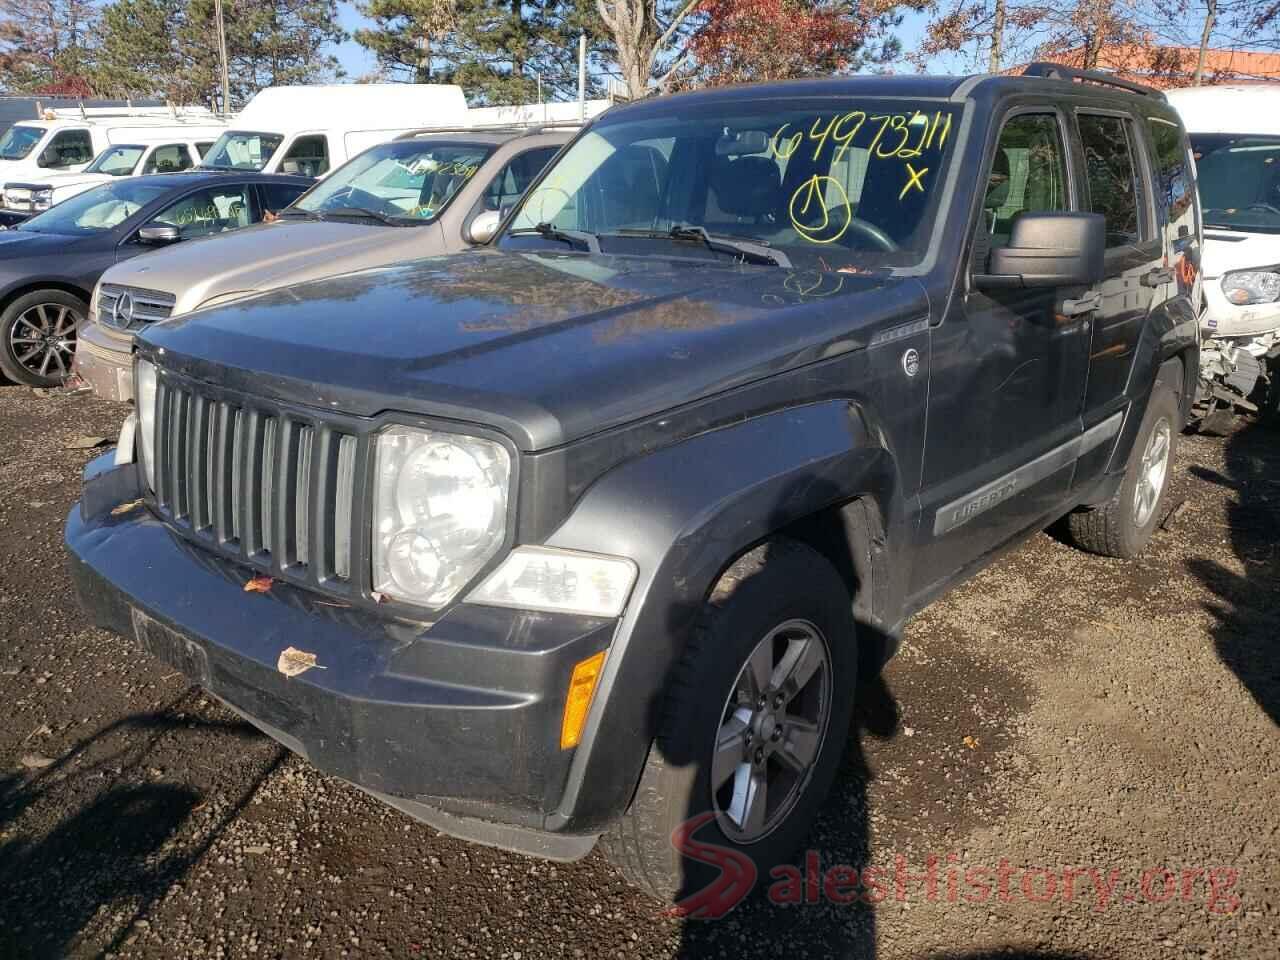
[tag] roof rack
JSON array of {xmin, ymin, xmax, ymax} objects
[{"xmin": 1021, "ymin": 62, "xmax": 1166, "ymax": 100}]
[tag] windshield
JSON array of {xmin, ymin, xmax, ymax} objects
[
  {"xmin": 1192, "ymin": 133, "xmax": 1280, "ymax": 234},
  {"xmin": 18, "ymin": 178, "xmax": 169, "ymax": 235},
  {"xmin": 293, "ymin": 140, "xmax": 493, "ymax": 222},
  {"xmin": 86, "ymin": 145, "xmax": 145, "ymax": 176},
  {"xmin": 0, "ymin": 125, "xmax": 45, "ymax": 161},
  {"xmin": 503, "ymin": 99, "xmax": 960, "ymax": 268},
  {"xmin": 201, "ymin": 130, "xmax": 284, "ymax": 171}
]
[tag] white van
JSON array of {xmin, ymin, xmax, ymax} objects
[
  {"xmin": 0, "ymin": 104, "xmax": 221, "ymax": 182},
  {"xmin": 2, "ymin": 132, "xmax": 224, "ymax": 216},
  {"xmin": 1166, "ymin": 84, "xmax": 1280, "ymax": 419},
  {"xmin": 197, "ymin": 84, "xmax": 471, "ymax": 178}
]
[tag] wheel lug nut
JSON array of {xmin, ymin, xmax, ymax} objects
[
  {"xmin": 772, "ymin": 694, "xmax": 784, "ymax": 710},
  {"xmin": 771, "ymin": 726, "xmax": 782, "ymax": 741},
  {"xmin": 754, "ymin": 747, "xmax": 765, "ymax": 764}
]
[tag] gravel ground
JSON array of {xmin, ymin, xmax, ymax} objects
[{"xmin": 0, "ymin": 382, "xmax": 1276, "ymax": 960}]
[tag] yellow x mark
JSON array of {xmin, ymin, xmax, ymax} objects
[{"xmin": 899, "ymin": 163, "xmax": 928, "ymax": 200}]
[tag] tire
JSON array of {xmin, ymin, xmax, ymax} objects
[
  {"xmin": 599, "ymin": 538, "xmax": 858, "ymax": 907},
  {"xmin": 0, "ymin": 289, "xmax": 87, "ymax": 387},
  {"xmin": 1066, "ymin": 376, "xmax": 1180, "ymax": 558}
]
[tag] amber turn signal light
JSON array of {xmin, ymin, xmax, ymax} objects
[{"xmin": 560, "ymin": 650, "xmax": 607, "ymax": 750}]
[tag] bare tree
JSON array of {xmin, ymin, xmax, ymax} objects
[{"xmin": 594, "ymin": 0, "xmax": 699, "ymax": 98}]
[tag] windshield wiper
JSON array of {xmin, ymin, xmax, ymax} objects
[
  {"xmin": 319, "ymin": 206, "xmax": 405, "ymax": 226},
  {"xmin": 510, "ymin": 222, "xmax": 601, "ymax": 253},
  {"xmin": 616, "ymin": 225, "xmax": 790, "ymax": 268}
]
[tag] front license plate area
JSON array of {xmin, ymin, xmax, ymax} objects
[{"xmin": 131, "ymin": 608, "xmax": 210, "ymax": 683}]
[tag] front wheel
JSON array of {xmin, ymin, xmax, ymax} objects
[
  {"xmin": 1066, "ymin": 377, "xmax": 1180, "ymax": 558},
  {"xmin": 0, "ymin": 290, "xmax": 86, "ymax": 387},
  {"xmin": 600, "ymin": 539, "xmax": 858, "ymax": 906}
]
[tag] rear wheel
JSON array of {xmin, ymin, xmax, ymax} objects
[
  {"xmin": 1066, "ymin": 377, "xmax": 1180, "ymax": 558},
  {"xmin": 600, "ymin": 539, "xmax": 857, "ymax": 906},
  {"xmin": 0, "ymin": 290, "xmax": 86, "ymax": 387}
]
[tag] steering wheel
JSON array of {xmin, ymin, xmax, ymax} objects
[
  {"xmin": 827, "ymin": 210, "xmax": 898, "ymax": 252},
  {"xmin": 322, "ymin": 185, "xmax": 398, "ymax": 215}
]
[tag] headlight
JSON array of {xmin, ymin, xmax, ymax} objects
[
  {"xmin": 31, "ymin": 188, "xmax": 52, "ymax": 210},
  {"xmin": 372, "ymin": 426, "xmax": 510, "ymax": 608},
  {"xmin": 468, "ymin": 547, "xmax": 637, "ymax": 618},
  {"xmin": 1222, "ymin": 270, "xmax": 1280, "ymax": 306},
  {"xmin": 135, "ymin": 358, "xmax": 158, "ymax": 489}
]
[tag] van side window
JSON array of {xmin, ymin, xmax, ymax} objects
[
  {"xmin": 984, "ymin": 113, "xmax": 1069, "ymax": 248},
  {"xmin": 483, "ymin": 147, "xmax": 560, "ymax": 214},
  {"xmin": 142, "ymin": 144, "xmax": 194, "ymax": 175},
  {"xmin": 1078, "ymin": 114, "xmax": 1143, "ymax": 248},
  {"xmin": 281, "ymin": 135, "xmax": 329, "ymax": 177},
  {"xmin": 44, "ymin": 129, "xmax": 93, "ymax": 168}
]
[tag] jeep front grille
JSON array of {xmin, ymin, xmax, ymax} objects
[
  {"xmin": 99, "ymin": 284, "xmax": 176, "ymax": 330},
  {"xmin": 152, "ymin": 376, "xmax": 360, "ymax": 587}
]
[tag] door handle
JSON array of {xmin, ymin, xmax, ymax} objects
[
  {"xmin": 1141, "ymin": 268, "xmax": 1174, "ymax": 288},
  {"xmin": 1059, "ymin": 290, "xmax": 1101, "ymax": 317}
]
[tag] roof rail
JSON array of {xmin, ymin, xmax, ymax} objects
[
  {"xmin": 1021, "ymin": 62, "xmax": 1166, "ymax": 100},
  {"xmin": 399, "ymin": 119, "xmax": 584, "ymax": 139}
]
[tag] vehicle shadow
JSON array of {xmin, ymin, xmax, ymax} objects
[
  {"xmin": 0, "ymin": 688, "xmax": 286, "ymax": 959},
  {"xmin": 1185, "ymin": 420, "xmax": 1280, "ymax": 726},
  {"xmin": 642, "ymin": 471, "xmax": 1093, "ymax": 958}
]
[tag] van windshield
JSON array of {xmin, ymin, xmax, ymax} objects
[
  {"xmin": 1192, "ymin": 134, "xmax": 1280, "ymax": 234},
  {"xmin": 201, "ymin": 131, "xmax": 284, "ymax": 171},
  {"xmin": 17, "ymin": 179, "xmax": 169, "ymax": 235},
  {"xmin": 86, "ymin": 145, "xmax": 146, "ymax": 176},
  {"xmin": 291, "ymin": 139, "xmax": 493, "ymax": 223},
  {"xmin": 0, "ymin": 125, "xmax": 45, "ymax": 161},
  {"xmin": 503, "ymin": 99, "xmax": 960, "ymax": 269}
]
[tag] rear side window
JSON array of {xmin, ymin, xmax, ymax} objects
[
  {"xmin": 1078, "ymin": 114, "xmax": 1143, "ymax": 248},
  {"xmin": 984, "ymin": 113, "xmax": 1069, "ymax": 247},
  {"xmin": 483, "ymin": 146, "xmax": 561, "ymax": 213}
]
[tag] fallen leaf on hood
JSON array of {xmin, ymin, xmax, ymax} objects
[
  {"xmin": 19, "ymin": 753, "xmax": 56, "ymax": 770},
  {"xmin": 244, "ymin": 575, "xmax": 274, "ymax": 594},
  {"xmin": 371, "ymin": 591, "xmax": 387, "ymax": 604},
  {"xmin": 962, "ymin": 735, "xmax": 979, "ymax": 751},
  {"xmin": 111, "ymin": 499, "xmax": 144, "ymax": 516},
  {"xmin": 276, "ymin": 646, "xmax": 324, "ymax": 678}
]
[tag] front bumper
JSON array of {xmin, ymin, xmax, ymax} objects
[
  {"xmin": 66, "ymin": 454, "xmax": 615, "ymax": 860},
  {"xmin": 74, "ymin": 320, "xmax": 135, "ymax": 402}
]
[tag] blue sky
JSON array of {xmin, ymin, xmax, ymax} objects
[{"xmin": 330, "ymin": 3, "xmax": 940, "ymax": 82}]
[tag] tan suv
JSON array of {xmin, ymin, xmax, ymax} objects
[{"xmin": 75, "ymin": 125, "xmax": 575, "ymax": 400}]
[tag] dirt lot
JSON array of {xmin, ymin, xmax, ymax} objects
[{"xmin": 0, "ymin": 382, "xmax": 1275, "ymax": 960}]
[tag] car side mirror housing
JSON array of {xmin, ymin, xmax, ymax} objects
[
  {"xmin": 466, "ymin": 209, "xmax": 502, "ymax": 245},
  {"xmin": 137, "ymin": 223, "xmax": 181, "ymax": 245},
  {"xmin": 975, "ymin": 212, "xmax": 1105, "ymax": 289},
  {"xmin": 36, "ymin": 149, "xmax": 55, "ymax": 169}
]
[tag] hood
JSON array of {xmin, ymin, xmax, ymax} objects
[
  {"xmin": 5, "ymin": 170, "xmax": 107, "ymax": 190},
  {"xmin": 142, "ymin": 249, "xmax": 928, "ymax": 451},
  {"xmin": 1201, "ymin": 229, "xmax": 1280, "ymax": 279},
  {"xmin": 0, "ymin": 228, "xmax": 85, "ymax": 259},
  {"xmin": 102, "ymin": 219, "xmax": 436, "ymax": 314}
]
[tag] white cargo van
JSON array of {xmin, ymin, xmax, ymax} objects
[
  {"xmin": 0, "ymin": 104, "xmax": 221, "ymax": 182},
  {"xmin": 197, "ymin": 84, "xmax": 471, "ymax": 178},
  {"xmin": 2, "ymin": 132, "xmax": 224, "ymax": 217},
  {"xmin": 1166, "ymin": 84, "xmax": 1280, "ymax": 421}
]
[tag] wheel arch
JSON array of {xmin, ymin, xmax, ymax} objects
[
  {"xmin": 542, "ymin": 400, "xmax": 912, "ymax": 832},
  {"xmin": 0, "ymin": 278, "xmax": 93, "ymax": 314}
]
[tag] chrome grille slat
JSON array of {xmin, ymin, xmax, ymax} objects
[
  {"xmin": 98, "ymin": 283, "xmax": 176, "ymax": 330},
  {"xmin": 151, "ymin": 376, "xmax": 356, "ymax": 590}
]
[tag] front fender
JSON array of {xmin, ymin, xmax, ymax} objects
[{"xmin": 541, "ymin": 400, "xmax": 906, "ymax": 830}]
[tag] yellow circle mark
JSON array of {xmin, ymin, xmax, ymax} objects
[{"xmin": 789, "ymin": 175, "xmax": 850, "ymax": 245}]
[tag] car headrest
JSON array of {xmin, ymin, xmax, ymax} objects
[{"xmin": 710, "ymin": 155, "xmax": 780, "ymax": 219}]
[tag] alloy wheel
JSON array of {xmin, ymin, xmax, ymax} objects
[
  {"xmin": 1133, "ymin": 417, "xmax": 1171, "ymax": 528},
  {"xmin": 9, "ymin": 301, "xmax": 81, "ymax": 380},
  {"xmin": 711, "ymin": 618, "xmax": 832, "ymax": 843}
]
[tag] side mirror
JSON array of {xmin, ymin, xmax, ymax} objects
[
  {"xmin": 36, "ymin": 149, "xmax": 55, "ymax": 169},
  {"xmin": 137, "ymin": 223, "xmax": 181, "ymax": 245},
  {"xmin": 975, "ymin": 212, "xmax": 1105, "ymax": 289},
  {"xmin": 465, "ymin": 209, "xmax": 502, "ymax": 245}
]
